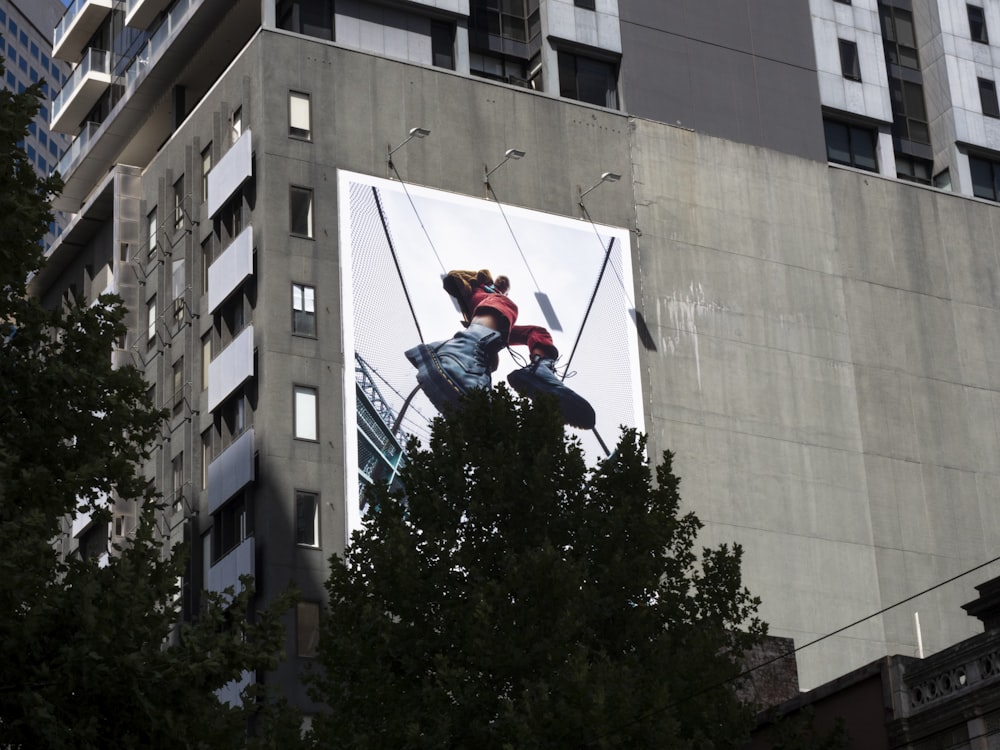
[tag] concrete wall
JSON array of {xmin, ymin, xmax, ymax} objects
[
  {"xmin": 633, "ymin": 119, "xmax": 1000, "ymax": 688},
  {"xmin": 618, "ymin": 0, "xmax": 827, "ymax": 162}
]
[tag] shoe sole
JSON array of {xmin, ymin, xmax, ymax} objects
[{"xmin": 507, "ymin": 369, "xmax": 596, "ymax": 430}]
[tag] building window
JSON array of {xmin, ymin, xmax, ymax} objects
[
  {"xmin": 431, "ymin": 21, "xmax": 455, "ymax": 70},
  {"xmin": 290, "ymin": 186, "xmax": 313, "ymax": 238},
  {"xmin": 895, "ymin": 154, "xmax": 932, "ymax": 185},
  {"xmin": 970, "ymin": 155, "xmax": 1000, "ymax": 201},
  {"xmin": 146, "ymin": 296, "xmax": 157, "ymax": 349},
  {"xmin": 172, "ymin": 258, "xmax": 186, "ymax": 327},
  {"xmin": 231, "ymin": 107, "xmax": 242, "ymax": 144},
  {"xmin": 201, "ymin": 235, "xmax": 213, "ymax": 294},
  {"xmin": 173, "ymin": 175, "xmax": 185, "ymax": 231},
  {"xmin": 889, "ymin": 78, "xmax": 930, "ymax": 144},
  {"xmin": 172, "ymin": 357, "xmax": 185, "ymax": 416},
  {"xmin": 171, "ymin": 452, "xmax": 184, "ymax": 506},
  {"xmin": 575, "ymin": 0, "xmax": 596, "ymax": 9},
  {"xmin": 277, "ymin": 0, "xmax": 334, "ymax": 40},
  {"xmin": 289, "ymin": 92, "xmax": 311, "ymax": 139},
  {"xmin": 980, "ymin": 78, "xmax": 1000, "ymax": 118},
  {"xmin": 839, "ymin": 39, "xmax": 861, "ymax": 81},
  {"xmin": 147, "ymin": 208, "xmax": 157, "ymax": 255},
  {"xmin": 212, "ymin": 493, "xmax": 247, "ymax": 562},
  {"xmin": 292, "ymin": 283, "xmax": 316, "ymax": 336},
  {"xmin": 201, "ymin": 430, "xmax": 211, "ymax": 488},
  {"xmin": 294, "ymin": 385, "xmax": 318, "ymax": 441},
  {"xmin": 297, "ymin": 602, "xmax": 320, "ymax": 657},
  {"xmin": 879, "ymin": 5, "xmax": 919, "ymax": 69},
  {"xmin": 969, "ymin": 5, "xmax": 989, "ymax": 44},
  {"xmin": 201, "ymin": 333, "xmax": 211, "ymax": 392},
  {"xmin": 823, "ymin": 119, "xmax": 877, "ymax": 172},
  {"xmin": 558, "ymin": 51, "xmax": 618, "ymax": 109},
  {"xmin": 296, "ymin": 490, "xmax": 320, "ymax": 547},
  {"xmin": 201, "ymin": 144, "xmax": 212, "ymax": 200}
]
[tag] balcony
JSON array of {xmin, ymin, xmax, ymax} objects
[
  {"xmin": 51, "ymin": 49, "xmax": 112, "ymax": 135},
  {"xmin": 207, "ymin": 536, "xmax": 254, "ymax": 596},
  {"xmin": 125, "ymin": 0, "xmax": 173, "ymax": 30},
  {"xmin": 207, "ymin": 324, "xmax": 254, "ymax": 412},
  {"xmin": 207, "ymin": 225, "xmax": 253, "ymax": 313},
  {"xmin": 207, "ymin": 428, "xmax": 255, "ymax": 515},
  {"xmin": 71, "ymin": 491, "xmax": 110, "ymax": 538},
  {"xmin": 54, "ymin": 0, "xmax": 259, "ymax": 211},
  {"xmin": 53, "ymin": 0, "xmax": 114, "ymax": 63},
  {"xmin": 206, "ymin": 129, "xmax": 253, "ymax": 218}
]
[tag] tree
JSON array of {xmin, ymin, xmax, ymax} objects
[
  {"xmin": 307, "ymin": 387, "xmax": 766, "ymax": 749},
  {"xmin": 0, "ymin": 65, "xmax": 294, "ymax": 747}
]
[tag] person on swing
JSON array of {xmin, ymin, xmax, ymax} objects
[{"xmin": 405, "ymin": 269, "xmax": 596, "ymax": 429}]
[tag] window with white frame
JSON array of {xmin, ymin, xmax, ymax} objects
[
  {"xmin": 289, "ymin": 92, "xmax": 311, "ymax": 139},
  {"xmin": 292, "ymin": 283, "xmax": 316, "ymax": 336},
  {"xmin": 297, "ymin": 601, "xmax": 320, "ymax": 657},
  {"xmin": 294, "ymin": 385, "xmax": 318, "ymax": 441},
  {"xmin": 146, "ymin": 296, "xmax": 157, "ymax": 350},
  {"xmin": 147, "ymin": 207, "xmax": 157, "ymax": 255},
  {"xmin": 296, "ymin": 490, "xmax": 320, "ymax": 546}
]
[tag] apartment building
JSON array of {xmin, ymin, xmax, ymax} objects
[
  {"xmin": 30, "ymin": 0, "xmax": 1000, "ymax": 705},
  {"xmin": 1, "ymin": 0, "xmax": 72, "ymax": 246}
]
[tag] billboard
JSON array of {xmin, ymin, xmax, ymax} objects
[{"xmin": 339, "ymin": 170, "xmax": 643, "ymax": 535}]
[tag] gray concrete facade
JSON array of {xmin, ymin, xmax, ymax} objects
[
  {"xmin": 34, "ymin": 15, "xmax": 1000, "ymax": 702},
  {"xmin": 618, "ymin": 0, "xmax": 827, "ymax": 162}
]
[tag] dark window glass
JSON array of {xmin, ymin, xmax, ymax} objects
[
  {"xmin": 823, "ymin": 119, "xmax": 878, "ymax": 172},
  {"xmin": 431, "ymin": 21, "xmax": 455, "ymax": 69},
  {"xmin": 970, "ymin": 156, "xmax": 1000, "ymax": 201},
  {"xmin": 969, "ymin": 5, "xmax": 989, "ymax": 43},
  {"xmin": 295, "ymin": 491, "xmax": 319, "ymax": 546},
  {"xmin": 575, "ymin": 0, "xmax": 596, "ymax": 9},
  {"xmin": 980, "ymin": 78, "xmax": 1000, "ymax": 118},
  {"xmin": 839, "ymin": 39, "xmax": 861, "ymax": 81},
  {"xmin": 558, "ymin": 51, "xmax": 618, "ymax": 108},
  {"xmin": 290, "ymin": 187, "xmax": 313, "ymax": 237},
  {"xmin": 895, "ymin": 154, "xmax": 932, "ymax": 185},
  {"xmin": 276, "ymin": 0, "xmax": 333, "ymax": 40}
]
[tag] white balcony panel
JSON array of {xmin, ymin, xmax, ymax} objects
[
  {"xmin": 208, "ymin": 536, "xmax": 255, "ymax": 595},
  {"xmin": 207, "ymin": 324, "xmax": 254, "ymax": 412},
  {"xmin": 206, "ymin": 129, "xmax": 253, "ymax": 218},
  {"xmin": 208, "ymin": 225, "xmax": 253, "ymax": 313},
  {"xmin": 53, "ymin": 0, "xmax": 114, "ymax": 62},
  {"xmin": 125, "ymin": 0, "xmax": 174, "ymax": 29},
  {"xmin": 71, "ymin": 491, "xmax": 110, "ymax": 537},
  {"xmin": 51, "ymin": 49, "xmax": 112, "ymax": 134},
  {"xmin": 216, "ymin": 670, "xmax": 254, "ymax": 708},
  {"xmin": 207, "ymin": 428, "xmax": 255, "ymax": 515}
]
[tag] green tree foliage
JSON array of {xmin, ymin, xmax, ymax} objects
[
  {"xmin": 307, "ymin": 388, "xmax": 766, "ymax": 749},
  {"xmin": 0, "ymin": 66, "xmax": 294, "ymax": 748}
]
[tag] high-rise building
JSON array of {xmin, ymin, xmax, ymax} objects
[
  {"xmin": 29, "ymin": 0, "xmax": 1000, "ymax": 707},
  {"xmin": 0, "ymin": 0, "xmax": 72, "ymax": 246}
]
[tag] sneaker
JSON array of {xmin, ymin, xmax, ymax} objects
[
  {"xmin": 405, "ymin": 322, "xmax": 504, "ymax": 413},
  {"xmin": 507, "ymin": 356, "xmax": 596, "ymax": 429}
]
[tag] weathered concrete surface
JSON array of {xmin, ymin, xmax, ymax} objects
[{"xmin": 632, "ymin": 120, "xmax": 1000, "ymax": 689}]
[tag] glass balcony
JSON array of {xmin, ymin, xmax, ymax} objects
[
  {"xmin": 53, "ymin": 0, "xmax": 114, "ymax": 63},
  {"xmin": 54, "ymin": 121, "xmax": 101, "ymax": 179},
  {"xmin": 51, "ymin": 49, "xmax": 112, "ymax": 134},
  {"xmin": 125, "ymin": 0, "xmax": 173, "ymax": 30}
]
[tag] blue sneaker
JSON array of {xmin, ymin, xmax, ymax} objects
[
  {"xmin": 405, "ymin": 323, "xmax": 504, "ymax": 413},
  {"xmin": 507, "ymin": 356, "xmax": 596, "ymax": 429}
]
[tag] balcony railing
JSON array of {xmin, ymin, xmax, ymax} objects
[
  {"xmin": 125, "ymin": 0, "xmax": 173, "ymax": 30},
  {"xmin": 123, "ymin": 0, "xmax": 203, "ymax": 95},
  {"xmin": 51, "ymin": 49, "xmax": 112, "ymax": 133},
  {"xmin": 54, "ymin": 121, "xmax": 101, "ymax": 178},
  {"xmin": 53, "ymin": 0, "xmax": 113, "ymax": 62}
]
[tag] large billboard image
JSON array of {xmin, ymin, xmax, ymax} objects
[{"xmin": 339, "ymin": 170, "xmax": 643, "ymax": 534}]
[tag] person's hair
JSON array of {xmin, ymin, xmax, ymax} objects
[{"xmin": 494, "ymin": 275, "xmax": 510, "ymax": 294}]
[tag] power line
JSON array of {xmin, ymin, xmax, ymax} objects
[{"xmin": 582, "ymin": 551, "xmax": 1000, "ymax": 746}]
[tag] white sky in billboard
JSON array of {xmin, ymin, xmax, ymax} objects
[{"xmin": 339, "ymin": 170, "xmax": 643, "ymax": 537}]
